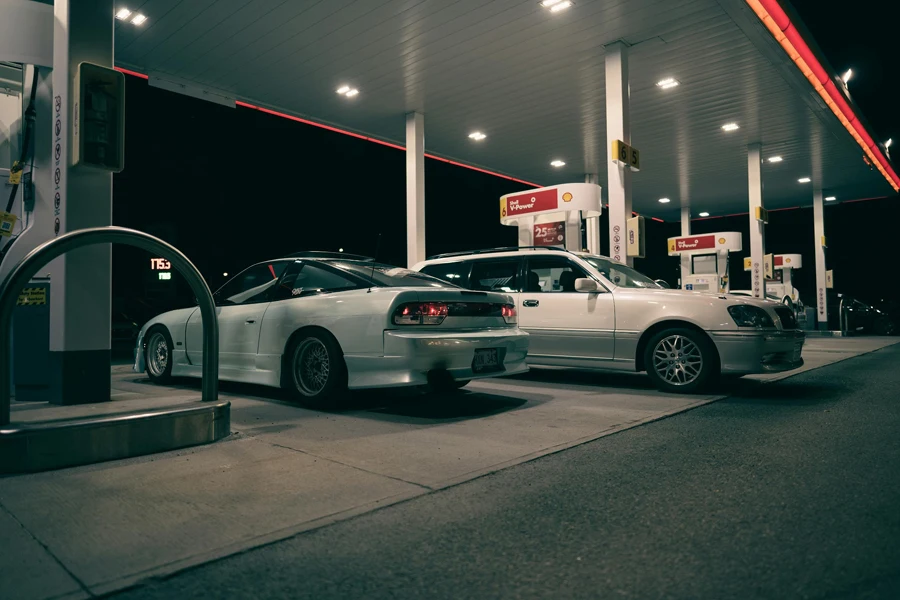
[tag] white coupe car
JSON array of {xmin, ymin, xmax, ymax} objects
[
  {"xmin": 135, "ymin": 254, "xmax": 529, "ymax": 408},
  {"xmin": 414, "ymin": 247, "xmax": 805, "ymax": 393}
]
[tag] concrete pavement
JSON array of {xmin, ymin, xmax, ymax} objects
[{"xmin": 1, "ymin": 336, "xmax": 896, "ymax": 599}]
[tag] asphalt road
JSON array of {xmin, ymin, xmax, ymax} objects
[{"xmin": 113, "ymin": 345, "xmax": 900, "ymax": 600}]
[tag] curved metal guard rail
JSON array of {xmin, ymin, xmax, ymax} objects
[{"xmin": 0, "ymin": 227, "xmax": 218, "ymax": 426}]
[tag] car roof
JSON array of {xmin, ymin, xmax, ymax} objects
[{"xmin": 420, "ymin": 247, "xmax": 613, "ymax": 266}]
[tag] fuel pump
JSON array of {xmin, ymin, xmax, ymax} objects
[
  {"xmin": 500, "ymin": 183, "xmax": 602, "ymax": 252},
  {"xmin": 667, "ymin": 232, "xmax": 742, "ymax": 293},
  {"xmin": 743, "ymin": 253, "xmax": 802, "ymax": 305}
]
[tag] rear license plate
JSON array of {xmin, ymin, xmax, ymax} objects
[{"xmin": 473, "ymin": 348, "xmax": 500, "ymax": 373}]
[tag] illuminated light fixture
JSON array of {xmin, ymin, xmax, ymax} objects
[
  {"xmin": 336, "ymin": 86, "xmax": 358, "ymax": 97},
  {"xmin": 223, "ymin": 272, "xmax": 229, "ymax": 277},
  {"xmin": 767, "ymin": 156, "xmax": 783, "ymax": 163},
  {"xmin": 339, "ymin": 248, "xmax": 344, "ymax": 252},
  {"xmin": 656, "ymin": 78, "xmax": 680, "ymax": 89},
  {"xmin": 699, "ymin": 212, "xmax": 710, "ymax": 217},
  {"xmin": 468, "ymin": 131, "xmax": 487, "ymax": 141},
  {"xmin": 131, "ymin": 13, "xmax": 147, "ymax": 25},
  {"xmin": 825, "ymin": 196, "xmax": 836, "ymax": 201},
  {"xmin": 658, "ymin": 197, "xmax": 671, "ymax": 203},
  {"xmin": 886, "ymin": 138, "xmax": 893, "ymax": 148},
  {"xmin": 722, "ymin": 122, "xmax": 740, "ymax": 132},
  {"xmin": 841, "ymin": 68, "xmax": 853, "ymax": 84},
  {"xmin": 115, "ymin": 8, "xmax": 132, "ymax": 20},
  {"xmin": 336, "ymin": 85, "xmax": 350, "ymax": 94},
  {"xmin": 344, "ymin": 88, "xmax": 359, "ymax": 97},
  {"xmin": 540, "ymin": 0, "xmax": 573, "ymax": 12},
  {"xmin": 798, "ymin": 177, "xmax": 811, "ymax": 183},
  {"xmin": 550, "ymin": 159, "xmax": 566, "ymax": 167}
]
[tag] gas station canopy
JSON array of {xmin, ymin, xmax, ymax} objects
[{"xmin": 112, "ymin": 1, "xmax": 898, "ymax": 218}]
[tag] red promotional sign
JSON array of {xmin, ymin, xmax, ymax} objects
[
  {"xmin": 673, "ymin": 234, "xmax": 716, "ymax": 252},
  {"xmin": 774, "ymin": 255, "xmax": 784, "ymax": 267},
  {"xmin": 533, "ymin": 222, "xmax": 566, "ymax": 247},
  {"xmin": 505, "ymin": 188, "xmax": 558, "ymax": 217}
]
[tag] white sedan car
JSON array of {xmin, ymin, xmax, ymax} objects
[
  {"xmin": 414, "ymin": 247, "xmax": 805, "ymax": 393},
  {"xmin": 134, "ymin": 255, "xmax": 529, "ymax": 408}
]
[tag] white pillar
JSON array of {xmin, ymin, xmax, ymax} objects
[
  {"xmin": 585, "ymin": 173, "xmax": 600, "ymax": 254},
  {"xmin": 680, "ymin": 205, "xmax": 691, "ymax": 283},
  {"xmin": 747, "ymin": 143, "xmax": 765, "ymax": 299},
  {"xmin": 406, "ymin": 112, "xmax": 425, "ymax": 267},
  {"xmin": 605, "ymin": 41, "xmax": 632, "ymax": 266},
  {"xmin": 813, "ymin": 186, "xmax": 828, "ymax": 329}
]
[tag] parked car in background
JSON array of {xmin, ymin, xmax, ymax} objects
[
  {"xmin": 830, "ymin": 293, "xmax": 898, "ymax": 335},
  {"xmin": 135, "ymin": 255, "xmax": 529, "ymax": 408},
  {"xmin": 414, "ymin": 247, "xmax": 805, "ymax": 394}
]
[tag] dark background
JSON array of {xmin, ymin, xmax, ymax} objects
[{"xmin": 111, "ymin": 0, "xmax": 900, "ymax": 322}]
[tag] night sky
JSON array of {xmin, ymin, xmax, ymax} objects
[{"xmin": 111, "ymin": 0, "xmax": 900, "ymax": 321}]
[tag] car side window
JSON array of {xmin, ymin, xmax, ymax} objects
[
  {"xmin": 420, "ymin": 261, "xmax": 472, "ymax": 287},
  {"xmin": 469, "ymin": 259, "xmax": 521, "ymax": 292},
  {"xmin": 271, "ymin": 261, "xmax": 361, "ymax": 301},
  {"xmin": 215, "ymin": 262, "xmax": 287, "ymax": 305},
  {"xmin": 525, "ymin": 257, "xmax": 590, "ymax": 293}
]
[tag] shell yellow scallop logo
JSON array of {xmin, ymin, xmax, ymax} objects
[
  {"xmin": 718, "ymin": 237, "xmax": 726, "ymax": 244},
  {"xmin": 562, "ymin": 192, "xmax": 573, "ymax": 202}
]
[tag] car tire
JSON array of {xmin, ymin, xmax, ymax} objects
[
  {"xmin": 644, "ymin": 328, "xmax": 718, "ymax": 394},
  {"xmin": 144, "ymin": 326, "xmax": 174, "ymax": 384},
  {"xmin": 284, "ymin": 330, "xmax": 347, "ymax": 409}
]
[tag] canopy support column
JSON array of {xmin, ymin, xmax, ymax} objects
[
  {"xmin": 747, "ymin": 143, "xmax": 766, "ymax": 299},
  {"xmin": 605, "ymin": 41, "xmax": 632, "ymax": 266},
  {"xmin": 406, "ymin": 112, "xmax": 425, "ymax": 267},
  {"xmin": 813, "ymin": 185, "xmax": 828, "ymax": 329}
]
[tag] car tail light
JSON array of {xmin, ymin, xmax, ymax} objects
[
  {"xmin": 502, "ymin": 304, "xmax": 517, "ymax": 325},
  {"xmin": 393, "ymin": 302, "xmax": 449, "ymax": 325}
]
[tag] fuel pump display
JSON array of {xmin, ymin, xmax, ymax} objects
[
  {"xmin": 667, "ymin": 232, "xmax": 742, "ymax": 293},
  {"xmin": 743, "ymin": 253, "xmax": 803, "ymax": 305}
]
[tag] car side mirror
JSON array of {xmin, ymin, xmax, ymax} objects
[{"xmin": 575, "ymin": 278, "xmax": 600, "ymax": 293}]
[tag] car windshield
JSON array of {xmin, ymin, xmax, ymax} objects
[
  {"xmin": 579, "ymin": 255, "xmax": 662, "ymax": 289},
  {"xmin": 329, "ymin": 261, "xmax": 458, "ymax": 288}
]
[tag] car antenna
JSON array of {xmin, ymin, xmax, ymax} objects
[{"xmin": 368, "ymin": 232, "xmax": 382, "ymax": 293}]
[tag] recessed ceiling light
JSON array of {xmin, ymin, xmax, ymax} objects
[
  {"xmin": 767, "ymin": 156, "xmax": 783, "ymax": 163},
  {"xmin": 699, "ymin": 212, "xmax": 710, "ymax": 217},
  {"xmin": 825, "ymin": 196, "xmax": 836, "ymax": 201},
  {"xmin": 115, "ymin": 8, "xmax": 132, "ymax": 20},
  {"xmin": 345, "ymin": 89, "xmax": 359, "ymax": 97},
  {"xmin": 550, "ymin": 159, "xmax": 566, "ymax": 167},
  {"xmin": 798, "ymin": 177, "xmax": 811, "ymax": 183},
  {"xmin": 540, "ymin": 0, "xmax": 573, "ymax": 12},
  {"xmin": 336, "ymin": 85, "xmax": 350, "ymax": 94},
  {"xmin": 468, "ymin": 131, "xmax": 486, "ymax": 141},
  {"xmin": 223, "ymin": 272, "xmax": 229, "ymax": 277},
  {"xmin": 131, "ymin": 14, "xmax": 147, "ymax": 25},
  {"xmin": 841, "ymin": 68, "xmax": 853, "ymax": 84},
  {"xmin": 722, "ymin": 122, "xmax": 740, "ymax": 132},
  {"xmin": 656, "ymin": 78, "xmax": 680, "ymax": 89},
  {"xmin": 658, "ymin": 197, "xmax": 671, "ymax": 203}
]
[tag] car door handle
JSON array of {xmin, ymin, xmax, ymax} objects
[
  {"xmin": 523, "ymin": 300, "xmax": 539, "ymax": 308},
  {"xmin": 245, "ymin": 319, "xmax": 256, "ymax": 324}
]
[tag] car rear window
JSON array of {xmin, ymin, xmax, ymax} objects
[{"xmin": 330, "ymin": 261, "xmax": 458, "ymax": 288}]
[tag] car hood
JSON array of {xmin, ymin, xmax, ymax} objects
[{"xmin": 622, "ymin": 286, "xmax": 776, "ymax": 309}]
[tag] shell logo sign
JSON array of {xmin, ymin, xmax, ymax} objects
[
  {"xmin": 718, "ymin": 237, "xmax": 726, "ymax": 244},
  {"xmin": 562, "ymin": 192, "xmax": 573, "ymax": 202}
]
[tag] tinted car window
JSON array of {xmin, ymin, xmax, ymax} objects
[
  {"xmin": 469, "ymin": 259, "xmax": 521, "ymax": 292},
  {"xmin": 331, "ymin": 261, "xmax": 457, "ymax": 288},
  {"xmin": 525, "ymin": 257, "xmax": 590, "ymax": 293},
  {"xmin": 271, "ymin": 261, "xmax": 362, "ymax": 300},
  {"xmin": 420, "ymin": 261, "xmax": 472, "ymax": 287},
  {"xmin": 215, "ymin": 262, "xmax": 287, "ymax": 305}
]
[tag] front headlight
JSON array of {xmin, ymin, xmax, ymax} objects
[{"xmin": 728, "ymin": 305, "xmax": 775, "ymax": 328}]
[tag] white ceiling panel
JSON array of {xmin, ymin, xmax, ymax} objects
[{"xmin": 115, "ymin": 0, "xmax": 896, "ymax": 220}]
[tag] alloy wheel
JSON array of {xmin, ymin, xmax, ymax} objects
[
  {"xmin": 652, "ymin": 334, "xmax": 704, "ymax": 386},
  {"xmin": 294, "ymin": 338, "xmax": 331, "ymax": 395}
]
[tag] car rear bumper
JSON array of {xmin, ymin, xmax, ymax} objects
[
  {"xmin": 709, "ymin": 329, "xmax": 805, "ymax": 374},
  {"xmin": 343, "ymin": 328, "xmax": 530, "ymax": 389}
]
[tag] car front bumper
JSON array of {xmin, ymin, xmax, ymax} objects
[
  {"xmin": 343, "ymin": 328, "xmax": 530, "ymax": 389},
  {"xmin": 709, "ymin": 329, "xmax": 805, "ymax": 374}
]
